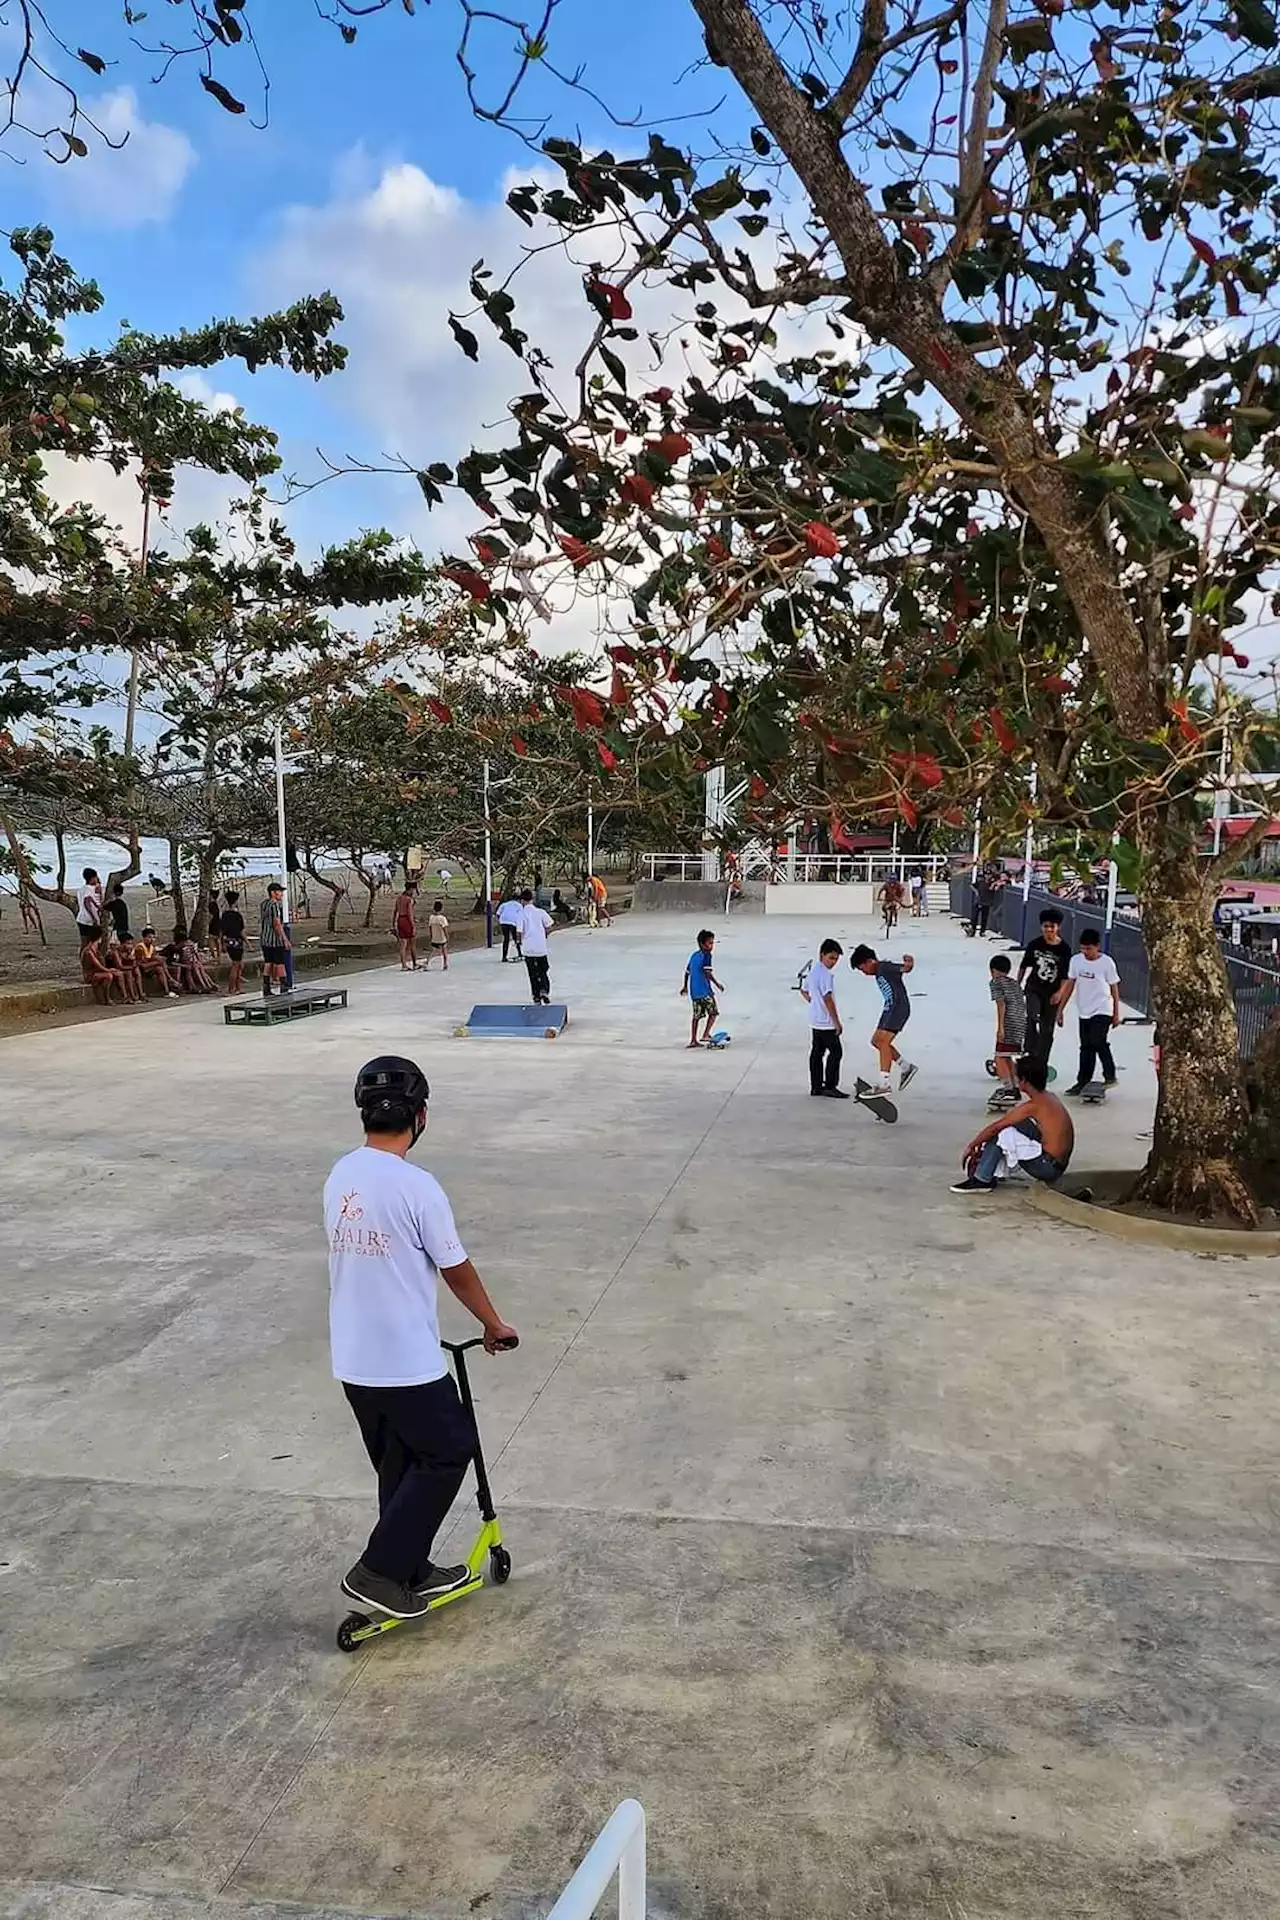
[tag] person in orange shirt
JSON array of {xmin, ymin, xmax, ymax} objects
[{"xmin": 587, "ymin": 874, "xmax": 612, "ymax": 927}]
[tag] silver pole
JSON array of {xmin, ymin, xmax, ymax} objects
[
  {"xmin": 1213, "ymin": 725, "xmax": 1230, "ymax": 857},
  {"xmin": 1022, "ymin": 769, "xmax": 1038, "ymax": 904},
  {"xmin": 971, "ymin": 798, "xmax": 983, "ymax": 868},
  {"xmin": 274, "ymin": 721, "xmax": 289, "ymax": 906},
  {"xmin": 587, "ymin": 795, "xmax": 595, "ymax": 886},
  {"xmin": 482, "ymin": 758, "xmax": 493, "ymax": 905},
  {"xmin": 1105, "ymin": 852, "xmax": 1119, "ymax": 936}
]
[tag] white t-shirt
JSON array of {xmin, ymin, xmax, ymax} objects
[
  {"xmin": 1068, "ymin": 951, "xmax": 1120, "ymax": 1019},
  {"xmin": 806, "ymin": 959, "xmax": 838, "ymax": 1028},
  {"xmin": 75, "ymin": 884, "xmax": 101, "ymax": 928},
  {"xmin": 497, "ymin": 899, "xmax": 522, "ymax": 927},
  {"xmin": 324, "ymin": 1146, "xmax": 467, "ymax": 1387},
  {"xmin": 518, "ymin": 904, "xmax": 554, "ymax": 956}
]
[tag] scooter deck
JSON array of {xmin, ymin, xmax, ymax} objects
[
  {"xmin": 854, "ymin": 1077, "xmax": 899, "ymax": 1124},
  {"xmin": 337, "ymin": 1517, "xmax": 507, "ymax": 1650}
]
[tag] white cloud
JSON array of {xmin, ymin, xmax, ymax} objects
[{"xmin": 34, "ymin": 87, "xmax": 194, "ymax": 228}]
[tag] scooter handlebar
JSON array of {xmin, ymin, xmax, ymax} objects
[{"xmin": 443, "ymin": 1334, "xmax": 520, "ymax": 1355}]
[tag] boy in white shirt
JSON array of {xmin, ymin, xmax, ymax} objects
[
  {"xmin": 325, "ymin": 1056, "xmax": 517, "ymax": 1621},
  {"xmin": 1058, "ymin": 928, "xmax": 1121, "ymax": 1094},
  {"xmin": 517, "ymin": 888, "xmax": 555, "ymax": 1003},
  {"xmin": 801, "ymin": 938, "xmax": 849, "ymax": 1098}
]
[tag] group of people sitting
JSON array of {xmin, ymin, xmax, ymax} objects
[
  {"xmin": 76, "ymin": 868, "xmax": 248, "ymax": 1005},
  {"xmin": 80, "ymin": 925, "xmax": 220, "ymax": 1003}
]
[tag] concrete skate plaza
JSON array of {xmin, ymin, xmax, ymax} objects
[{"xmin": 4, "ymin": 912, "xmax": 1280, "ymax": 1919}]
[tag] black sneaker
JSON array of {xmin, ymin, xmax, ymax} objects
[
  {"xmin": 341, "ymin": 1561, "xmax": 432, "ymax": 1619},
  {"xmin": 1064, "ymin": 1084, "xmax": 1086, "ymax": 1097},
  {"xmin": 819, "ymin": 1087, "xmax": 851, "ymax": 1098},
  {"xmin": 1103, "ymin": 1077, "xmax": 1118, "ymax": 1087},
  {"xmin": 413, "ymin": 1563, "xmax": 473, "ymax": 1599},
  {"xmin": 950, "ymin": 1176, "xmax": 997, "ymax": 1193}
]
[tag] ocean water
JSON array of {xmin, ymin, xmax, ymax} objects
[{"xmin": 10, "ymin": 835, "xmax": 288, "ymax": 886}]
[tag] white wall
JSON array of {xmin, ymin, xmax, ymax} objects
[{"xmin": 764, "ymin": 883, "xmax": 875, "ymax": 916}]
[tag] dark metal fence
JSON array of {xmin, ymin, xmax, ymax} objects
[{"xmin": 947, "ymin": 872, "xmax": 1280, "ymax": 1055}]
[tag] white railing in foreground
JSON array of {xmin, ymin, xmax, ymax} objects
[{"xmin": 546, "ymin": 1799, "xmax": 647, "ymax": 1920}]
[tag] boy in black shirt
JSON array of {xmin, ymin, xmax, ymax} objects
[
  {"xmin": 1018, "ymin": 908, "xmax": 1072, "ymax": 1068},
  {"xmin": 220, "ymin": 890, "xmax": 247, "ymax": 996}
]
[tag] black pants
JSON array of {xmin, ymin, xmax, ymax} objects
[
  {"xmin": 525, "ymin": 953, "xmax": 550, "ymax": 1001},
  {"xmin": 809, "ymin": 1029, "xmax": 842, "ymax": 1093},
  {"xmin": 1025, "ymin": 992, "xmax": 1058, "ymax": 1066},
  {"xmin": 969, "ymin": 899, "xmax": 992, "ymax": 935},
  {"xmin": 500, "ymin": 922, "xmax": 521, "ymax": 961},
  {"xmin": 343, "ymin": 1375, "xmax": 476, "ymax": 1587},
  {"xmin": 1077, "ymin": 1014, "xmax": 1116, "ymax": 1086}
]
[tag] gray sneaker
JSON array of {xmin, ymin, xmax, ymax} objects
[
  {"xmin": 341, "ymin": 1561, "xmax": 432, "ymax": 1619},
  {"xmin": 413, "ymin": 1562, "xmax": 473, "ymax": 1599},
  {"xmin": 898, "ymin": 1062, "xmax": 919, "ymax": 1093}
]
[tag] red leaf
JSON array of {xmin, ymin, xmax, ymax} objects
[
  {"xmin": 425, "ymin": 696, "xmax": 453, "ymax": 725},
  {"xmin": 512, "ymin": 736, "xmax": 528, "ymax": 756},
  {"xmin": 556, "ymin": 684, "xmax": 608, "ymax": 731},
  {"xmin": 904, "ymin": 222, "xmax": 931, "ymax": 257},
  {"xmin": 705, "ymin": 535, "xmax": 729, "ymax": 562},
  {"xmin": 558, "ymin": 535, "xmax": 594, "ymax": 570},
  {"xmin": 1171, "ymin": 698, "xmax": 1203, "ymax": 745},
  {"xmin": 607, "ymin": 643, "xmax": 638, "ymax": 665},
  {"xmin": 590, "ymin": 279, "xmax": 633, "ymax": 322},
  {"xmin": 1041, "ymin": 675, "xmax": 1073, "ymax": 694},
  {"xmin": 653, "ymin": 433, "xmax": 692, "ymax": 462},
  {"xmin": 990, "ymin": 707, "xmax": 1018, "ymax": 753},
  {"xmin": 443, "ymin": 566, "xmax": 491, "ymax": 602},
  {"xmin": 1189, "ymin": 235, "xmax": 1217, "ymax": 268},
  {"xmin": 1091, "ymin": 35, "xmax": 1118, "ymax": 80},
  {"xmin": 646, "ymin": 386, "xmax": 674, "ymax": 403},
  {"xmin": 620, "ymin": 472, "xmax": 656, "ymax": 510},
  {"xmin": 471, "ymin": 537, "xmax": 501, "ymax": 564},
  {"xmin": 597, "ymin": 740, "xmax": 618, "ymax": 770},
  {"xmin": 1225, "ymin": 278, "xmax": 1242, "ymax": 318},
  {"xmin": 897, "ymin": 792, "xmax": 919, "ymax": 829},
  {"xmin": 614, "ymin": 428, "xmax": 628, "ymax": 446},
  {"xmin": 1234, "ymin": 651, "xmax": 1251, "ymax": 667},
  {"xmin": 803, "ymin": 520, "xmax": 840, "ymax": 558},
  {"xmin": 711, "ymin": 685, "xmax": 730, "ymax": 716}
]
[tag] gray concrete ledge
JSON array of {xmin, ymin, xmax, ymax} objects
[{"xmin": 1029, "ymin": 1175, "xmax": 1280, "ymax": 1255}]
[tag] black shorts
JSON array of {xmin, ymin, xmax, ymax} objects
[
  {"xmin": 262, "ymin": 945, "xmax": 288, "ymax": 966},
  {"xmin": 226, "ymin": 940, "xmax": 244, "ymax": 962}
]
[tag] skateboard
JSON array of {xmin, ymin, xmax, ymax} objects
[
  {"xmin": 855, "ymin": 1076, "xmax": 899, "ymax": 1123},
  {"xmin": 1078, "ymin": 1080, "xmax": 1107, "ymax": 1105},
  {"xmin": 985, "ymin": 1057, "xmax": 1056, "ymax": 1083},
  {"xmin": 705, "ymin": 1030, "xmax": 732, "ymax": 1049},
  {"xmin": 986, "ymin": 1092, "xmax": 1022, "ymax": 1114}
]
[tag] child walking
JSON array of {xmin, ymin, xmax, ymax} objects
[
  {"xmin": 988, "ymin": 954, "xmax": 1027, "ymax": 1105},
  {"xmin": 425, "ymin": 900, "xmax": 450, "ymax": 970},
  {"xmin": 681, "ymin": 930, "xmax": 723, "ymax": 1048}
]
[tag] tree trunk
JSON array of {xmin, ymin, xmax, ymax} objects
[
  {"xmin": 167, "ymin": 837, "xmax": 186, "ymax": 932},
  {"xmin": 350, "ymin": 854, "xmax": 378, "ymax": 928},
  {"xmin": 1131, "ymin": 816, "xmax": 1257, "ymax": 1221},
  {"xmin": 304, "ymin": 851, "xmax": 343, "ymax": 933},
  {"xmin": 0, "ymin": 808, "xmax": 74, "ymax": 913},
  {"xmin": 190, "ymin": 839, "xmax": 222, "ymax": 945}
]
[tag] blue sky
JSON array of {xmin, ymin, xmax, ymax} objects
[{"xmin": 0, "ymin": 0, "xmax": 719, "ymax": 566}]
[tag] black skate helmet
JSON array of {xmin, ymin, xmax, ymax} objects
[{"xmin": 354, "ymin": 1055, "xmax": 430, "ymax": 1144}]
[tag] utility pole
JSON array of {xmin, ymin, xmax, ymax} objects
[{"xmin": 124, "ymin": 489, "xmax": 152, "ymax": 760}]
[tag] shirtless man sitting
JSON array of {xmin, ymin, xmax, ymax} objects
[
  {"xmin": 80, "ymin": 935, "xmax": 124, "ymax": 1005},
  {"xmin": 952, "ymin": 1056, "xmax": 1074, "ymax": 1193},
  {"xmin": 108, "ymin": 933, "xmax": 146, "ymax": 1003}
]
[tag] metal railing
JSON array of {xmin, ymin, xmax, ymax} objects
[
  {"xmin": 546, "ymin": 1800, "xmax": 646, "ymax": 1920},
  {"xmin": 1226, "ymin": 954, "xmax": 1280, "ymax": 1060},
  {"xmin": 641, "ymin": 854, "xmax": 706, "ymax": 881}
]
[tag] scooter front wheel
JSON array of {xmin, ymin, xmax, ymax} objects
[
  {"xmin": 489, "ymin": 1546, "xmax": 512, "ymax": 1585},
  {"xmin": 337, "ymin": 1611, "xmax": 370, "ymax": 1652}
]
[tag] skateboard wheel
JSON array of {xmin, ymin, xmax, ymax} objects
[
  {"xmin": 489, "ymin": 1546, "xmax": 512, "ymax": 1585},
  {"xmin": 336, "ymin": 1611, "xmax": 369, "ymax": 1653}
]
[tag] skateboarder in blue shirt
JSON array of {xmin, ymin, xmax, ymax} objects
[
  {"xmin": 681, "ymin": 929, "xmax": 723, "ymax": 1048},
  {"xmin": 850, "ymin": 943, "xmax": 918, "ymax": 1098}
]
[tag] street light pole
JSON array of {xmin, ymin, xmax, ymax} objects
[
  {"xmin": 482, "ymin": 757, "xmax": 494, "ymax": 948},
  {"xmin": 123, "ymin": 489, "xmax": 152, "ymax": 761},
  {"xmin": 1020, "ymin": 768, "xmax": 1038, "ymax": 944},
  {"xmin": 274, "ymin": 719, "xmax": 294, "ymax": 989}
]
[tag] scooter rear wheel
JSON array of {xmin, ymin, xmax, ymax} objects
[
  {"xmin": 337, "ymin": 1611, "xmax": 370, "ymax": 1653},
  {"xmin": 489, "ymin": 1546, "xmax": 512, "ymax": 1585}
]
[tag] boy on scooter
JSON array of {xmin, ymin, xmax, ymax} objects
[{"xmin": 325, "ymin": 1056, "xmax": 518, "ymax": 1622}]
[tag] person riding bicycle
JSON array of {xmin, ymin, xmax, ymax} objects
[{"xmin": 877, "ymin": 876, "xmax": 906, "ymax": 933}]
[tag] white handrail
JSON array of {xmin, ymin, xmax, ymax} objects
[{"xmin": 546, "ymin": 1800, "xmax": 646, "ymax": 1920}]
